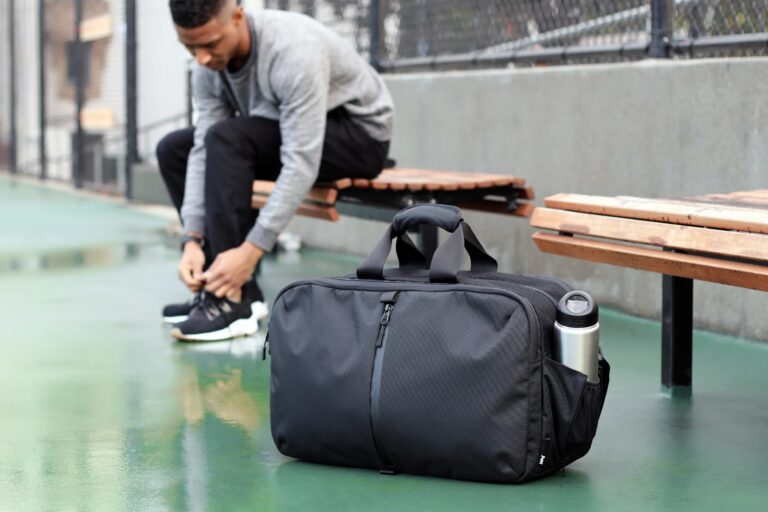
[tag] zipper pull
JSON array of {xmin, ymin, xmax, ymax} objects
[
  {"xmin": 380, "ymin": 304, "xmax": 393, "ymax": 326},
  {"xmin": 262, "ymin": 330, "xmax": 270, "ymax": 361},
  {"xmin": 375, "ymin": 292, "xmax": 399, "ymax": 348},
  {"xmin": 375, "ymin": 304, "xmax": 393, "ymax": 348}
]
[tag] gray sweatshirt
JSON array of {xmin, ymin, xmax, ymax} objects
[{"xmin": 181, "ymin": 9, "xmax": 395, "ymax": 251}]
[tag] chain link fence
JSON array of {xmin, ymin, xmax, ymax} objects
[
  {"xmin": 381, "ymin": 1, "xmax": 650, "ymax": 61},
  {"xmin": 263, "ymin": 0, "xmax": 374, "ymax": 58},
  {"xmin": 677, "ymin": 0, "xmax": 768, "ymax": 39},
  {"xmin": 2, "ymin": 1, "xmax": 768, "ymax": 183},
  {"xmin": 269, "ymin": 0, "xmax": 768, "ymax": 68},
  {"xmin": 0, "ymin": 0, "xmax": 131, "ymax": 191},
  {"xmin": 0, "ymin": 2, "xmax": 12, "ymax": 172},
  {"xmin": 16, "ymin": 1, "xmax": 41, "ymax": 178},
  {"xmin": 43, "ymin": 0, "xmax": 128, "ymax": 189}
]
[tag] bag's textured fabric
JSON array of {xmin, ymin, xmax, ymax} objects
[{"xmin": 267, "ymin": 205, "xmax": 610, "ymax": 483}]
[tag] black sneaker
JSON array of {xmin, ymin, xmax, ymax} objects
[
  {"xmin": 170, "ymin": 293, "xmax": 258, "ymax": 342},
  {"xmin": 162, "ymin": 281, "xmax": 269, "ymax": 324},
  {"xmin": 162, "ymin": 292, "xmax": 203, "ymax": 323}
]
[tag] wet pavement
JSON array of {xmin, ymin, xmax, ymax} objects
[{"xmin": 1, "ymin": 175, "xmax": 767, "ymax": 511}]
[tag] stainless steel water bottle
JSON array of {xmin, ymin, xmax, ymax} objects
[{"xmin": 554, "ymin": 291, "xmax": 600, "ymax": 383}]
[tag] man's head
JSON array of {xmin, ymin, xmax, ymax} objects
[{"xmin": 170, "ymin": 0, "xmax": 247, "ymax": 71}]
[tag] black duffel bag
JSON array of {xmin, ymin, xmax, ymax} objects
[{"xmin": 266, "ymin": 204, "xmax": 609, "ymax": 483}]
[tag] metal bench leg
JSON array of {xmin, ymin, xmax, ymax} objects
[{"xmin": 661, "ymin": 275, "xmax": 693, "ymax": 396}]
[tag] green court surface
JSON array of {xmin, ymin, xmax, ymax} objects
[{"xmin": 1, "ymin": 175, "xmax": 767, "ymax": 511}]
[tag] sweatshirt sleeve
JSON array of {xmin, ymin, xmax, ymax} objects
[
  {"xmin": 245, "ymin": 42, "xmax": 330, "ymax": 252},
  {"xmin": 180, "ymin": 68, "xmax": 233, "ymax": 236}
]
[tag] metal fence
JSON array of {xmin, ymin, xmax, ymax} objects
[
  {"xmin": 272, "ymin": 0, "xmax": 768, "ymax": 69},
  {"xmin": 0, "ymin": 0, "xmax": 136, "ymax": 194},
  {"xmin": 0, "ymin": 2, "xmax": 12, "ymax": 173},
  {"xmin": 2, "ymin": 0, "xmax": 768, "ymax": 193}
]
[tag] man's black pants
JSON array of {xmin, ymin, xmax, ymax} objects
[{"xmin": 157, "ymin": 109, "xmax": 389, "ymax": 268}]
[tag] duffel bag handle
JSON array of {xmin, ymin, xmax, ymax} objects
[
  {"xmin": 356, "ymin": 204, "xmax": 498, "ymax": 281},
  {"xmin": 392, "ymin": 204, "xmax": 463, "ymax": 236}
]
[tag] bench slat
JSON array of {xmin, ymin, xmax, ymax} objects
[
  {"xmin": 544, "ymin": 193, "xmax": 768, "ymax": 234},
  {"xmin": 686, "ymin": 192, "xmax": 768, "ymax": 209},
  {"xmin": 520, "ymin": 186, "xmax": 535, "ymax": 200},
  {"xmin": 319, "ymin": 178, "xmax": 353, "ymax": 190},
  {"xmin": 351, "ymin": 178, "xmax": 372, "ymax": 189},
  {"xmin": 253, "ymin": 181, "xmax": 337, "ymax": 205},
  {"xmin": 368, "ymin": 169, "xmax": 523, "ymax": 191},
  {"xmin": 252, "ymin": 169, "xmax": 532, "ymax": 220},
  {"xmin": 702, "ymin": 189, "xmax": 768, "ymax": 201},
  {"xmin": 533, "ymin": 232, "xmax": 768, "ymax": 292},
  {"xmin": 390, "ymin": 168, "xmax": 524, "ymax": 186},
  {"xmin": 531, "ymin": 208, "xmax": 768, "ymax": 262},
  {"xmin": 251, "ymin": 195, "xmax": 339, "ymax": 221}
]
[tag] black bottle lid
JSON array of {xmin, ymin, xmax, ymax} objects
[{"xmin": 556, "ymin": 291, "xmax": 599, "ymax": 328}]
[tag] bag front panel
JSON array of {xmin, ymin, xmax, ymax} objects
[
  {"xmin": 269, "ymin": 284, "xmax": 386, "ymax": 469},
  {"xmin": 377, "ymin": 290, "xmax": 537, "ymax": 482}
]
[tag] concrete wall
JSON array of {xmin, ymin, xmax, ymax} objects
[{"xmin": 287, "ymin": 58, "xmax": 768, "ymax": 341}]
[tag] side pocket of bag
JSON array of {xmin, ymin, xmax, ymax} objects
[
  {"xmin": 561, "ymin": 356, "xmax": 610, "ymax": 465},
  {"xmin": 541, "ymin": 354, "xmax": 610, "ymax": 469}
]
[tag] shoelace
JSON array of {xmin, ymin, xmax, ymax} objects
[
  {"xmin": 199, "ymin": 292, "xmax": 233, "ymax": 321},
  {"xmin": 189, "ymin": 291, "xmax": 203, "ymax": 307}
]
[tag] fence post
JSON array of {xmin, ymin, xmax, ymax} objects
[
  {"xmin": 39, "ymin": 0, "xmax": 47, "ymax": 180},
  {"xmin": 73, "ymin": 0, "xmax": 85, "ymax": 188},
  {"xmin": 125, "ymin": 0, "xmax": 138, "ymax": 199},
  {"xmin": 9, "ymin": 0, "xmax": 17, "ymax": 175},
  {"xmin": 649, "ymin": 0, "xmax": 673, "ymax": 58},
  {"xmin": 369, "ymin": 0, "xmax": 382, "ymax": 70}
]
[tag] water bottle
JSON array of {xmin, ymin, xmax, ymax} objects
[{"xmin": 554, "ymin": 291, "xmax": 600, "ymax": 383}]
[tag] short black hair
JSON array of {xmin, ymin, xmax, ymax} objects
[{"xmin": 169, "ymin": 0, "xmax": 238, "ymax": 29}]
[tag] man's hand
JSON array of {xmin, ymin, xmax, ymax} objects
[
  {"xmin": 204, "ymin": 242, "xmax": 264, "ymax": 300},
  {"xmin": 178, "ymin": 240, "xmax": 206, "ymax": 292}
]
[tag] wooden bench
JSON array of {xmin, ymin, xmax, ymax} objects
[
  {"xmin": 531, "ymin": 190, "xmax": 768, "ymax": 394},
  {"xmin": 253, "ymin": 167, "xmax": 534, "ymax": 255}
]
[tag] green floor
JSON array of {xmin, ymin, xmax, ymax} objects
[{"xmin": 1, "ymin": 175, "xmax": 767, "ymax": 511}]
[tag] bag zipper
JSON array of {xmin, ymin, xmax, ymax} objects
[{"xmin": 370, "ymin": 291, "xmax": 399, "ymax": 473}]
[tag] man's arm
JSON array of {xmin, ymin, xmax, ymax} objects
[
  {"xmin": 176, "ymin": 68, "xmax": 233, "ymax": 293},
  {"xmin": 180, "ymin": 68, "xmax": 234, "ymax": 237},
  {"xmin": 245, "ymin": 44, "xmax": 331, "ymax": 252}
]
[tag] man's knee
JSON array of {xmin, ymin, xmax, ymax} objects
[
  {"xmin": 204, "ymin": 119, "xmax": 241, "ymax": 152},
  {"xmin": 156, "ymin": 128, "xmax": 193, "ymax": 175},
  {"xmin": 205, "ymin": 117, "xmax": 279, "ymax": 155}
]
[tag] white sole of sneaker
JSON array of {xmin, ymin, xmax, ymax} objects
[
  {"xmin": 171, "ymin": 314, "xmax": 258, "ymax": 342},
  {"xmin": 164, "ymin": 301, "xmax": 269, "ymax": 325},
  {"xmin": 163, "ymin": 315, "xmax": 188, "ymax": 324}
]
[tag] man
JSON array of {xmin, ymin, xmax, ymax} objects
[{"xmin": 158, "ymin": 0, "xmax": 393, "ymax": 341}]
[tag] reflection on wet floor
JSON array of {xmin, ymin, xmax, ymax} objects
[
  {"xmin": 176, "ymin": 336, "xmax": 267, "ymax": 434},
  {"xmin": 0, "ymin": 243, "xmax": 144, "ymax": 274}
]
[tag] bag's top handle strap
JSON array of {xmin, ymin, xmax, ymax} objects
[
  {"xmin": 428, "ymin": 222, "xmax": 497, "ymax": 282},
  {"xmin": 392, "ymin": 204, "xmax": 462, "ymax": 236},
  {"xmin": 356, "ymin": 204, "xmax": 498, "ymax": 280}
]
